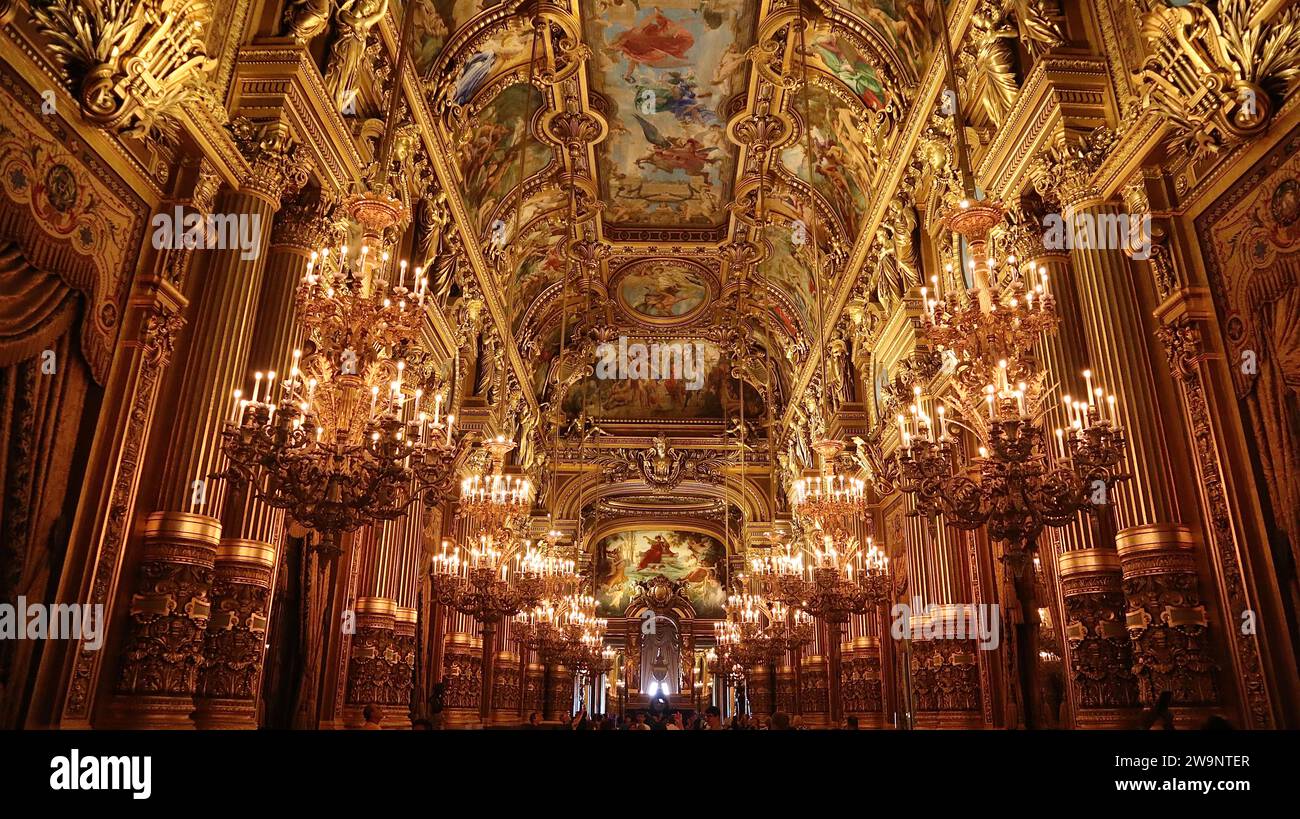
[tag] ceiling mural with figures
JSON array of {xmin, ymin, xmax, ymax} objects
[
  {"xmin": 417, "ymin": 0, "xmax": 920, "ymax": 432},
  {"xmin": 595, "ymin": 529, "xmax": 728, "ymax": 617},
  {"xmin": 583, "ymin": 0, "xmax": 758, "ymax": 226}
]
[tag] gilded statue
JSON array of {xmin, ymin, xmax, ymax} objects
[
  {"xmin": 966, "ymin": 0, "xmax": 1064, "ymax": 128},
  {"xmin": 284, "ymin": 0, "xmax": 333, "ymax": 44},
  {"xmin": 326, "ymin": 0, "xmax": 390, "ymax": 105}
]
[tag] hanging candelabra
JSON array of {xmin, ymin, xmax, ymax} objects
[{"xmin": 216, "ymin": 192, "xmax": 466, "ymax": 556}]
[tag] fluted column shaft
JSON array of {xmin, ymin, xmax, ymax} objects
[
  {"xmin": 156, "ymin": 184, "xmax": 280, "ymax": 516},
  {"xmin": 1066, "ymin": 203, "xmax": 1181, "ymax": 530},
  {"xmin": 1023, "ymin": 252, "xmax": 1097, "ymax": 552}
]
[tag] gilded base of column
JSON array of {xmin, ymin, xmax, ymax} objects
[
  {"xmin": 489, "ymin": 650, "xmax": 521, "ymax": 725},
  {"xmin": 910, "ymin": 625, "xmax": 982, "ymax": 730},
  {"xmin": 106, "ymin": 512, "xmax": 219, "ymax": 729},
  {"xmin": 1116, "ymin": 524, "xmax": 1220, "ymax": 710},
  {"xmin": 774, "ymin": 666, "xmax": 796, "ymax": 714},
  {"xmin": 747, "ymin": 663, "xmax": 773, "ymax": 715},
  {"xmin": 194, "ymin": 538, "xmax": 276, "ymax": 730},
  {"xmin": 545, "ymin": 664, "xmax": 574, "ymax": 722},
  {"xmin": 843, "ymin": 636, "xmax": 884, "ymax": 727},
  {"xmin": 1057, "ymin": 548, "xmax": 1141, "ymax": 729},
  {"xmin": 914, "ymin": 711, "xmax": 984, "ymax": 729},
  {"xmin": 440, "ymin": 632, "xmax": 482, "ymax": 728},
  {"xmin": 523, "ymin": 663, "xmax": 545, "ymax": 716},
  {"xmin": 344, "ymin": 598, "xmax": 397, "ymax": 729},
  {"xmin": 798, "ymin": 655, "xmax": 829, "ymax": 728}
]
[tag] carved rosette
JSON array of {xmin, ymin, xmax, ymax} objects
[
  {"xmin": 1057, "ymin": 549, "xmax": 1139, "ymax": 725},
  {"xmin": 1116, "ymin": 525, "xmax": 1219, "ymax": 710},
  {"xmin": 111, "ymin": 512, "xmax": 217, "ymax": 727}
]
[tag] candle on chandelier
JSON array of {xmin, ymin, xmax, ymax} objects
[
  {"xmin": 1083, "ymin": 370, "xmax": 1094, "ymax": 406},
  {"xmin": 433, "ymin": 393, "xmax": 442, "ymax": 425},
  {"xmin": 446, "ymin": 414, "xmax": 455, "ymax": 445},
  {"xmin": 252, "ymin": 371, "xmax": 263, "ymax": 404},
  {"xmin": 1106, "ymin": 394, "xmax": 1116, "ymax": 423},
  {"xmin": 1056, "ymin": 428, "xmax": 1066, "ymax": 460},
  {"xmin": 986, "ymin": 387, "xmax": 995, "ymax": 420},
  {"xmin": 230, "ymin": 389, "xmax": 242, "ymax": 424},
  {"xmin": 370, "ymin": 385, "xmax": 379, "ymax": 415}
]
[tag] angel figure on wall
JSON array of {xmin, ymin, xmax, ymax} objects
[{"xmin": 326, "ymin": 0, "xmax": 389, "ymax": 107}]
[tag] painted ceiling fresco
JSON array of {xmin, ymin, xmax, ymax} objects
[
  {"xmin": 613, "ymin": 258, "xmax": 714, "ymax": 323},
  {"xmin": 456, "ymin": 82, "xmax": 553, "ymax": 232},
  {"xmin": 561, "ymin": 338, "xmax": 764, "ymax": 421},
  {"xmin": 595, "ymin": 529, "xmax": 727, "ymax": 617},
  {"xmin": 832, "ymin": 1, "xmax": 937, "ymax": 76},
  {"xmin": 780, "ymin": 25, "xmax": 882, "ymax": 235},
  {"xmin": 582, "ymin": 0, "xmax": 757, "ymax": 226}
]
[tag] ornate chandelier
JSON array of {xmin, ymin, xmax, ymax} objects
[{"xmin": 217, "ymin": 191, "xmax": 458, "ymax": 555}]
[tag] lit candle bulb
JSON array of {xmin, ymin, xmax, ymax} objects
[
  {"xmin": 1055, "ymin": 428, "xmax": 1066, "ymax": 460},
  {"xmin": 446, "ymin": 413, "xmax": 454, "ymax": 445},
  {"xmin": 252, "ymin": 371, "xmax": 263, "ymax": 404},
  {"xmin": 1083, "ymin": 369, "xmax": 1094, "ymax": 406},
  {"xmin": 1106, "ymin": 394, "xmax": 1116, "ymax": 423},
  {"xmin": 231, "ymin": 389, "xmax": 243, "ymax": 423}
]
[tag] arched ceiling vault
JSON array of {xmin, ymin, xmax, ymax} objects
[{"xmin": 418, "ymin": 0, "xmax": 934, "ymax": 422}]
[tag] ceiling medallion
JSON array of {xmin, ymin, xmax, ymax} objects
[{"xmin": 609, "ymin": 257, "xmax": 716, "ymax": 328}]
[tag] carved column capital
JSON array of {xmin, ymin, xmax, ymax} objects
[
  {"xmin": 1031, "ymin": 127, "xmax": 1119, "ymax": 210},
  {"xmin": 231, "ymin": 118, "xmax": 312, "ymax": 207}
]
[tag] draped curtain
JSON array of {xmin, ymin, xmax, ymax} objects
[
  {"xmin": 0, "ymin": 241, "xmax": 95, "ymax": 728},
  {"xmin": 1244, "ymin": 278, "xmax": 1300, "ymax": 618}
]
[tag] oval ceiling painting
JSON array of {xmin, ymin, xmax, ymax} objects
[{"xmin": 615, "ymin": 259, "xmax": 712, "ymax": 323}]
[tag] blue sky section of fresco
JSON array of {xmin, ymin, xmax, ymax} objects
[{"xmin": 583, "ymin": 0, "xmax": 756, "ymax": 225}]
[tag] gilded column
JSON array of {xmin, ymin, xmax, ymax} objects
[
  {"xmin": 40, "ymin": 162, "xmax": 217, "ymax": 728},
  {"xmin": 1035, "ymin": 142, "xmax": 1208, "ymax": 712},
  {"xmin": 908, "ymin": 516, "xmax": 983, "ymax": 729},
  {"xmin": 1057, "ymin": 548, "xmax": 1139, "ymax": 728},
  {"xmin": 195, "ymin": 193, "xmax": 326, "ymax": 731},
  {"xmin": 344, "ymin": 522, "xmax": 400, "ymax": 727},
  {"xmin": 109, "ymin": 122, "xmax": 307, "ymax": 727}
]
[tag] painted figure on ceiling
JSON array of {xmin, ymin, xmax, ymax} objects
[
  {"xmin": 608, "ymin": 9, "xmax": 696, "ymax": 82},
  {"xmin": 633, "ymin": 114, "xmax": 721, "ymax": 177}
]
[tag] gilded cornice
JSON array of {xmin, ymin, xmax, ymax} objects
[
  {"xmin": 231, "ymin": 42, "xmax": 365, "ymax": 194},
  {"xmin": 975, "ymin": 54, "xmax": 1110, "ymax": 201}
]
